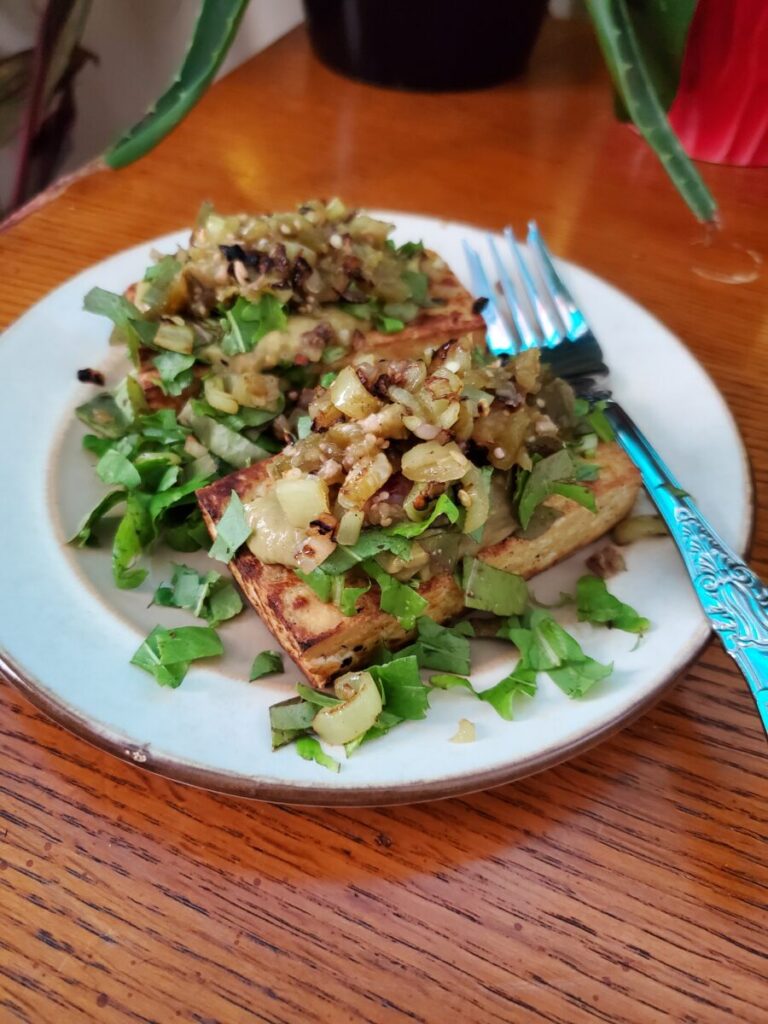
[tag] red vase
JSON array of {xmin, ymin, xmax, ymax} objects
[{"xmin": 668, "ymin": 0, "xmax": 768, "ymax": 167}]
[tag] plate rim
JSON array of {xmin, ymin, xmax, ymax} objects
[{"xmin": 0, "ymin": 212, "xmax": 754, "ymax": 805}]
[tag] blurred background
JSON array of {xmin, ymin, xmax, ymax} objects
[{"xmin": 0, "ymin": 0, "xmax": 577, "ymax": 217}]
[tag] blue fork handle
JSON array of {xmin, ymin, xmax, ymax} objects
[{"xmin": 606, "ymin": 400, "xmax": 768, "ymax": 736}]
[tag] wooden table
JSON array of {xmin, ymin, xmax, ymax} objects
[{"xmin": 1, "ymin": 19, "xmax": 766, "ymax": 1024}]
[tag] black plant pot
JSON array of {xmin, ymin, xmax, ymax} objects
[{"xmin": 303, "ymin": 0, "xmax": 549, "ymax": 92}]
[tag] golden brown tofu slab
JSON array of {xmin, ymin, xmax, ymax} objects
[{"xmin": 197, "ymin": 444, "xmax": 640, "ymax": 690}]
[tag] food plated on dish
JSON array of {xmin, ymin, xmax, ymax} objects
[{"xmin": 69, "ymin": 199, "xmax": 663, "ymax": 771}]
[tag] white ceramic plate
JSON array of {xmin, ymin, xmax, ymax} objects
[{"xmin": 0, "ymin": 212, "xmax": 751, "ymax": 805}]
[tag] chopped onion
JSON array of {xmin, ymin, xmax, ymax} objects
[
  {"xmin": 275, "ymin": 475, "xmax": 329, "ymax": 528},
  {"xmin": 612, "ymin": 514, "xmax": 668, "ymax": 545},
  {"xmin": 450, "ymin": 719, "xmax": 476, "ymax": 744},
  {"xmin": 401, "ymin": 441, "xmax": 470, "ymax": 482},
  {"xmin": 461, "ymin": 465, "xmax": 491, "ymax": 535},
  {"xmin": 329, "ymin": 365, "xmax": 381, "ymax": 419},
  {"xmin": 204, "ymin": 376, "xmax": 239, "ymax": 414},
  {"xmin": 338, "ymin": 451, "xmax": 392, "ymax": 509},
  {"xmin": 312, "ymin": 672, "xmax": 382, "ymax": 745},
  {"xmin": 154, "ymin": 322, "xmax": 194, "ymax": 354},
  {"xmin": 337, "ymin": 510, "xmax": 364, "ymax": 546}
]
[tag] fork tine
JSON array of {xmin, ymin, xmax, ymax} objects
[
  {"xmin": 503, "ymin": 226, "xmax": 562, "ymax": 348},
  {"xmin": 462, "ymin": 240, "xmax": 518, "ymax": 356},
  {"xmin": 526, "ymin": 221, "xmax": 588, "ymax": 341},
  {"xmin": 487, "ymin": 234, "xmax": 538, "ymax": 351}
]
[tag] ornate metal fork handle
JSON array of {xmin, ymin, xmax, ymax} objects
[{"xmin": 607, "ymin": 401, "xmax": 768, "ymax": 732}]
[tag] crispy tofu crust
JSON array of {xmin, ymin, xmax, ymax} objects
[
  {"xmin": 197, "ymin": 444, "xmax": 641, "ymax": 689},
  {"xmin": 136, "ymin": 256, "xmax": 484, "ymax": 411}
]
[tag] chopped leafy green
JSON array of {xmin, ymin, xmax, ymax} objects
[
  {"xmin": 461, "ymin": 558, "xmax": 528, "ymax": 617},
  {"xmin": 336, "ymin": 578, "xmax": 371, "ymax": 616},
  {"xmin": 83, "ymin": 287, "xmax": 157, "ymax": 367},
  {"xmin": 575, "ymin": 575, "xmax": 650, "ymax": 634},
  {"xmin": 96, "ymin": 448, "xmax": 141, "ymax": 490},
  {"xmin": 130, "ymin": 624, "xmax": 222, "ymax": 688},
  {"xmin": 430, "ymin": 673, "xmax": 476, "ymax": 694},
  {"xmin": 376, "ymin": 314, "xmax": 405, "ymax": 333},
  {"xmin": 249, "ymin": 650, "xmax": 284, "ymax": 680},
  {"xmin": 517, "ymin": 449, "xmax": 576, "ymax": 529},
  {"xmin": 113, "ymin": 493, "xmax": 153, "ymax": 589},
  {"xmin": 362, "ymin": 560, "xmax": 428, "ymax": 630},
  {"xmin": 385, "ymin": 493, "xmax": 460, "ymax": 538},
  {"xmin": 182, "ymin": 401, "xmax": 269, "ymax": 468},
  {"xmin": 402, "ymin": 269, "xmax": 429, "ymax": 305},
  {"xmin": 586, "ymin": 401, "xmax": 615, "ymax": 443},
  {"xmin": 321, "ymin": 344, "xmax": 346, "ymax": 364},
  {"xmin": 113, "ymin": 375, "xmax": 149, "ymax": 423},
  {"xmin": 208, "ymin": 490, "xmax": 251, "ymax": 562},
  {"xmin": 525, "ymin": 609, "xmax": 612, "ymax": 697},
  {"xmin": 404, "ymin": 617, "xmax": 471, "ymax": 675},
  {"xmin": 221, "ymin": 294, "xmax": 287, "ymax": 356},
  {"xmin": 369, "ymin": 655, "xmax": 429, "ymax": 720},
  {"xmin": 75, "ymin": 393, "xmax": 129, "ymax": 439},
  {"xmin": 149, "ymin": 475, "xmax": 211, "ymax": 523},
  {"xmin": 319, "ymin": 371, "xmax": 338, "ymax": 388},
  {"xmin": 153, "ymin": 352, "xmax": 196, "ymax": 397},
  {"xmin": 296, "ymin": 683, "xmax": 342, "ymax": 707},
  {"xmin": 395, "ymin": 240, "xmax": 425, "ymax": 257},
  {"xmin": 479, "ymin": 667, "xmax": 537, "ymax": 720},
  {"xmin": 295, "ymin": 736, "xmax": 340, "ymax": 773},
  {"xmin": 142, "ymin": 256, "xmax": 181, "ymax": 311},
  {"xmin": 551, "ymin": 482, "xmax": 597, "ymax": 514},
  {"xmin": 139, "ymin": 408, "xmax": 188, "ymax": 445},
  {"xmin": 152, "ymin": 563, "xmax": 242, "ymax": 626},
  {"xmin": 164, "ymin": 509, "xmax": 211, "ymax": 552},
  {"xmin": 70, "ymin": 490, "xmax": 126, "ymax": 547},
  {"xmin": 269, "ymin": 697, "xmax": 316, "ymax": 734},
  {"xmin": 295, "ymin": 567, "xmax": 333, "ymax": 602},
  {"xmin": 319, "ymin": 529, "xmax": 411, "ymax": 575}
]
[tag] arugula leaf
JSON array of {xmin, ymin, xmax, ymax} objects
[
  {"xmin": 152, "ymin": 563, "xmax": 242, "ymax": 626},
  {"xmin": 96, "ymin": 448, "xmax": 141, "ymax": 490},
  {"xmin": 208, "ymin": 491, "xmax": 251, "ymax": 562},
  {"xmin": 250, "ymin": 650, "xmax": 284, "ymax": 680},
  {"xmin": 575, "ymin": 575, "xmax": 650, "ymax": 634},
  {"xmin": 295, "ymin": 736, "xmax": 340, "ymax": 773},
  {"xmin": 70, "ymin": 490, "xmax": 126, "ymax": 547},
  {"xmin": 153, "ymin": 352, "xmax": 196, "ymax": 397},
  {"xmin": 130, "ymin": 624, "xmax": 222, "ymax": 688},
  {"xmin": 369, "ymin": 655, "xmax": 429, "ymax": 720},
  {"xmin": 362, "ymin": 560, "xmax": 428, "ymax": 630},
  {"xmin": 221, "ymin": 295, "xmax": 287, "ymax": 356},
  {"xmin": 461, "ymin": 558, "xmax": 528, "ymax": 617},
  {"xmin": 83, "ymin": 287, "xmax": 157, "ymax": 367},
  {"xmin": 319, "ymin": 529, "xmax": 411, "ymax": 575},
  {"xmin": 406, "ymin": 617, "xmax": 471, "ymax": 674},
  {"xmin": 113, "ymin": 493, "xmax": 153, "ymax": 589},
  {"xmin": 517, "ymin": 448, "xmax": 576, "ymax": 529},
  {"xmin": 384, "ymin": 493, "xmax": 460, "ymax": 538}
]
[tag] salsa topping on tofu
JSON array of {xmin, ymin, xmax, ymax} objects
[{"xmin": 238, "ymin": 337, "xmax": 605, "ymax": 587}]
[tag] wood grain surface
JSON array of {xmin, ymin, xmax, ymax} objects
[{"xmin": 1, "ymin": 19, "xmax": 767, "ymax": 1023}]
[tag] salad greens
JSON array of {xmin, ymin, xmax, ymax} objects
[{"xmin": 250, "ymin": 650, "xmax": 285, "ymax": 680}]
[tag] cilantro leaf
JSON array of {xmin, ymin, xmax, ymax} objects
[
  {"xmin": 208, "ymin": 491, "xmax": 251, "ymax": 563},
  {"xmin": 384, "ymin": 493, "xmax": 460, "ymax": 538},
  {"xmin": 362, "ymin": 560, "xmax": 428, "ymax": 630},
  {"xmin": 369, "ymin": 655, "xmax": 429, "ymax": 720},
  {"xmin": 295, "ymin": 736, "xmax": 340, "ymax": 773},
  {"xmin": 575, "ymin": 575, "xmax": 650, "ymax": 634},
  {"xmin": 250, "ymin": 650, "xmax": 284, "ymax": 680},
  {"xmin": 221, "ymin": 295, "xmax": 287, "ymax": 356},
  {"xmin": 461, "ymin": 558, "xmax": 528, "ymax": 617},
  {"xmin": 153, "ymin": 352, "xmax": 196, "ymax": 397}
]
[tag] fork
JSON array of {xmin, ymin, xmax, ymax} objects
[{"xmin": 464, "ymin": 226, "xmax": 768, "ymax": 736}]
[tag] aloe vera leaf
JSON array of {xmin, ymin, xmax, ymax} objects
[
  {"xmin": 613, "ymin": 0, "xmax": 698, "ymax": 119},
  {"xmin": 104, "ymin": 0, "xmax": 250, "ymax": 169},
  {"xmin": 586, "ymin": 0, "xmax": 717, "ymax": 224}
]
